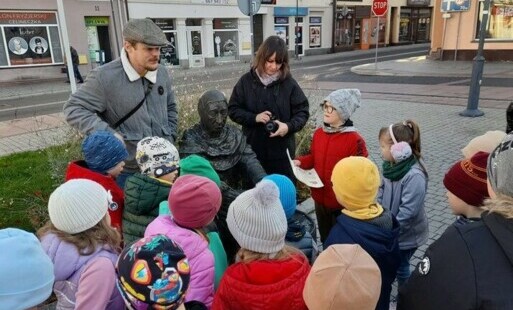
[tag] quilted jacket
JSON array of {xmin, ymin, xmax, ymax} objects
[{"xmin": 123, "ymin": 173, "xmax": 170, "ymax": 244}]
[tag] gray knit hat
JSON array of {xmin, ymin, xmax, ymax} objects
[
  {"xmin": 48, "ymin": 179, "xmax": 109, "ymax": 234},
  {"xmin": 323, "ymin": 89, "xmax": 361, "ymax": 121},
  {"xmin": 123, "ymin": 19, "xmax": 169, "ymax": 46},
  {"xmin": 487, "ymin": 133, "xmax": 513, "ymax": 197},
  {"xmin": 227, "ymin": 180, "xmax": 287, "ymax": 254}
]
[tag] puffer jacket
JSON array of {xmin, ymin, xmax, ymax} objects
[
  {"xmin": 123, "ymin": 173, "xmax": 170, "ymax": 244},
  {"xmin": 377, "ymin": 163, "xmax": 429, "ymax": 249},
  {"xmin": 297, "ymin": 128, "xmax": 368, "ymax": 209},
  {"xmin": 145, "ymin": 216, "xmax": 215, "ymax": 308},
  {"xmin": 212, "ymin": 254, "xmax": 310, "ymax": 310},
  {"xmin": 65, "ymin": 160, "xmax": 124, "ymax": 230},
  {"xmin": 40, "ymin": 233, "xmax": 123, "ymax": 310}
]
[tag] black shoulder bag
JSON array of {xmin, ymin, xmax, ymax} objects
[{"xmin": 113, "ymin": 81, "xmax": 154, "ymax": 129}]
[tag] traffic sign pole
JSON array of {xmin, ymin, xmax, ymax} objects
[
  {"xmin": 371, "ymin": 0, "xmax": 388, "ymax": 70},
  {"xmin": 249, "ymin": 0, "xmax": 254, "ymax": 64},
  {"xmin": 375, "ymin": 15, "xmax": 379, "ymax": 70}
]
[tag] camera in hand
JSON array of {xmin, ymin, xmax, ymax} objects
[{"xmin": 264, "ymin": 115, "xmax": 279, "ymax": 134}]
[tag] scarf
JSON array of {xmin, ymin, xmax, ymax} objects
[
  {"xmin": 322, "ymin": 118, "xmax": 357, "ymax": 133},
  {"xmin": 342, "ymin": 203, "xmax": 384, "ymax": 220},
  {"xmin": 382, "ymin": 156, "xmax": 416, "ymax": 181},
  {"xmin": 256, "ymin": 69, "xmax": 281, "ymax": 86}
]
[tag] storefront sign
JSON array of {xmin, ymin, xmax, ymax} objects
[
  {"xmin": 0, "ymin": 12, "xmax": 57, "ymax": 25},
  {"xmin": 274, "ymin": 17, "xmax": 289, "ymax": 24},
  {"xmin": 310, "ymin": 17, "xmax": 322, "ymax": 24},
  {"xmin": 274, "ymin": 7, "xmax": 308, "ymax": 17},
  {"xmin": 191, "ymin": 0, "xmax": 229, "ymax": 4},
  {"xmin": 262, "ymin": 0, "xmax": 276, "ymax": 4},
  {"xmin": 407, "ymin": 0, "xmax": 430, "ymax": 6},
  {"xmin": 84, "ymin": 16, "xmax": 109, "ymax": 26},
  {"xmin": 152, "ymin": 18, "xmax": 175, "ymax": 30},
  {"xmin": 213, "ymin": 18, "xmax": 237, "ymax": 29},
  {"xmin": 441, "ymin": 0, "xmax": 470, "ymax": 12}
]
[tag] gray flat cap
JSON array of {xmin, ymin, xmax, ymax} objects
[{"xmin": 123, "ymin": 19, "xmax": 169, "ymax": 46}]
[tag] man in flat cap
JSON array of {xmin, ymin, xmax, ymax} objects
[{"xmin": 64, "ymin": 19, "xmax": 178, "ymax": 187}]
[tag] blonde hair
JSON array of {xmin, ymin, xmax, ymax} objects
[
  {"xmin": 482, "ymin": 194, "xmax": 513, "ymax": 219},
  {"xmin": 37, "ymin": 216, "xmax": 121, "ymax": 255},
  {"xmin": 235, "ymin": 245, "xmax": 304, "ymax": 263}
]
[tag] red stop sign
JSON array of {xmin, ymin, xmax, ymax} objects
[{"xmin": 372, "ymin": 0, "xmax": 388, "ymax": 16}]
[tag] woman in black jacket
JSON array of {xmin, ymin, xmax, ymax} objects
[{"xmin": 228, "ymin": 35, "xmax": 309, "ymax": 182}]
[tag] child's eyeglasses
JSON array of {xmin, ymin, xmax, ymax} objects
[{"xmin": 321, "ymin": 103, "xmax": 336, "ymax": 114}]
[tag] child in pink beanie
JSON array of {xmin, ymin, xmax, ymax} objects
[{"xmin": 145, "ymin": 175, "xmax": 221, "ymax": 308}]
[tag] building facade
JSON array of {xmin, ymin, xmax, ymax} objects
[
  {"xmin": 334, "ymin": 0, "xmax": 433, "ymax": 51},
  {"xmin": 127, "ymin": 0, "xmax": 332, "ymax": 68},
  {"xmin": 430, "ymin": 0, "xmax": 513, "ymax": 61}
]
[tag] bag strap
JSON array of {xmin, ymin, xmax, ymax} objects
[{"xmin": 113, "ymin": 81, "xmax": 154, "ymax": 129}]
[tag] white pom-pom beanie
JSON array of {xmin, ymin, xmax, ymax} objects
[
  {"xmin": 227, "ymin": 180, "xmax": 287, "ymax": 254},
  {"xmin": 48, "ymin": 179, "xmax": 109, "ymax": 234}
]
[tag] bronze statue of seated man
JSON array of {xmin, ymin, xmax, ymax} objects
[{"xmin": 179, "ymin": 89, "xmax": 267, "ymax": 261}]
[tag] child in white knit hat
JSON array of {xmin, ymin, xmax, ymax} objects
[
  {"xmin": 38, "ymin": 179, "xmax": 123, "ymax": 309},
  {"xmin": 66, "ymin": 130, "xmax": 128, "ymax": 232},
  {"xmin": 293, "ymin": 88, "xmax": 368, "ymax": 243},
  {"xmin": 212, "ymin": 180, "xmax": 311, "ymax": 310},
  {"xmin": 122, "ymin": 136, "xmax": 180, "ymax": 244}
]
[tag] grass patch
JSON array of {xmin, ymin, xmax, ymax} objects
[{"xmin": 0, "ymin": 137, "xmax": 81, "ymax": 231}]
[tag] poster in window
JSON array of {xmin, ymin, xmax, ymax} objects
[
  {"xmin": 274, "ymin": 26, "xmax": 288, "ymax": 45},
  {"xmin": 4, "ymin": 27, "xmax": 53, "ymax": 66},
  {"xmin": 309, "ymin": 26, "xmax": 321, "ymax": 48},
  {"xmin": 160, "ymin": 32, "xmax": 178, "ymax": 66}
]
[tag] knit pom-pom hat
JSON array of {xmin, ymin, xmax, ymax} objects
[{"xmin": 227, "ymin": 180, "xmax": 287, "ymax": 254}]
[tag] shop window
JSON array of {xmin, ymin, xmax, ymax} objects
[
  {"xmin": 274, "ymin": 17, "xmax": 289, "ymax": 46},
  {"xmin": 399, "ymin": 11, "xmax": 411, "ymax": 42},
  {"xmin": 309, "ymin": 17, "xmax": 322, "ymax": 48},
  {"xmin": 213, "ymin": 18, "xmax": 239, "ymax": 61},
  {"xmin": 186, "ymin": 19, "xmax": 202, "ymax": 26},
  {"xmin": 476, "ymin": 1, "xmax": 513, "ymax": 40},
  {"xmin": 335, "ymin": 7, "xmax": 356, "ymax": 47},
  {"xmin": 0, "ymin": 11, "xmax": 63, "ymax": 67}
]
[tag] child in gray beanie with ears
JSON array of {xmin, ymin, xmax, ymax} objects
[
  {"xmin": 294, "ymin": 88, "xmax": 368, "ymax": 243},
  {"xmin": 399, "ymin": 133, "xmax": 513, "ymax": 310}
]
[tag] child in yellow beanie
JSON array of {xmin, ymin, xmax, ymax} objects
[{"xmin": 325, "ymin": 156, "xmax": 400, "ymax": 310}]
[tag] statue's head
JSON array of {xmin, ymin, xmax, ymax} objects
[{"xmin": 198, "ymin": 90, "xmax": 228, "ymax": 137}]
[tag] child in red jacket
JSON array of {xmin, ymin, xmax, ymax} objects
[
  {"xmin": 65, "ymin": 130, "xmax": 127, "ymax": 232},
  {"xmin": 213, "ymin": 180, "xmax": 311, "ymax": 310},
  {"xmin": 294, "ymin": 89, "xmax": 368, "ymax": 242}
]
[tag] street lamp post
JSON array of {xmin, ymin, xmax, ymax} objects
[
  {"xmin": 295, "ymin": 0, "xmax": 299, "ymax": 60},
  {"xmin": 460, "ymin": 0, "xmax": 491, "ymax": 117}
]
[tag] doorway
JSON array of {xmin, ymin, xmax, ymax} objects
[{"xmin": 186, "ymin": 27, "xmax": 204, "ymax": 67}]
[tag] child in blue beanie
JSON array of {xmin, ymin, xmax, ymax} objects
[
  {"xmin": 65, "ymin": 130, "xmax": 128, "ymax": 232},
  {"xmin": 263, "ymin": 174, "xmax": 319, "ymax": 263},
  {"xmin": 0, "ymin": 228, "xmax": 54, "ymax": 310}
]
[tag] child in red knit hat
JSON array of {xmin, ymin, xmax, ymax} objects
[{"xmin": 443, "ymin": 151, "xmax": 490, "ymax": 226}]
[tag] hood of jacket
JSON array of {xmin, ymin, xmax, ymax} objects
[
  {"xmin": 124, "ymin": 173, "xmax": 170, "ymax": 216},
  {"xmin": 40, "ymin": 232, "xmax": 117, "ymax": 281},
  {"xmin": 482, "ymin": 209, "xmax": 513, "ymax": 267}
]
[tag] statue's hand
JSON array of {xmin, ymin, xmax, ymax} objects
[
  {"xmin": 256, "ymin": 111, "xmax": 272, "ymax": 124},
  {"xmin": 269, "ymin": 121, "xmax": 289, "ymax": 138}
]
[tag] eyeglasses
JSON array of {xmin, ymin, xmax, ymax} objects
[{"xmin": 321, "ymin": 103, "xmax": 336, "ymax": 114}]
